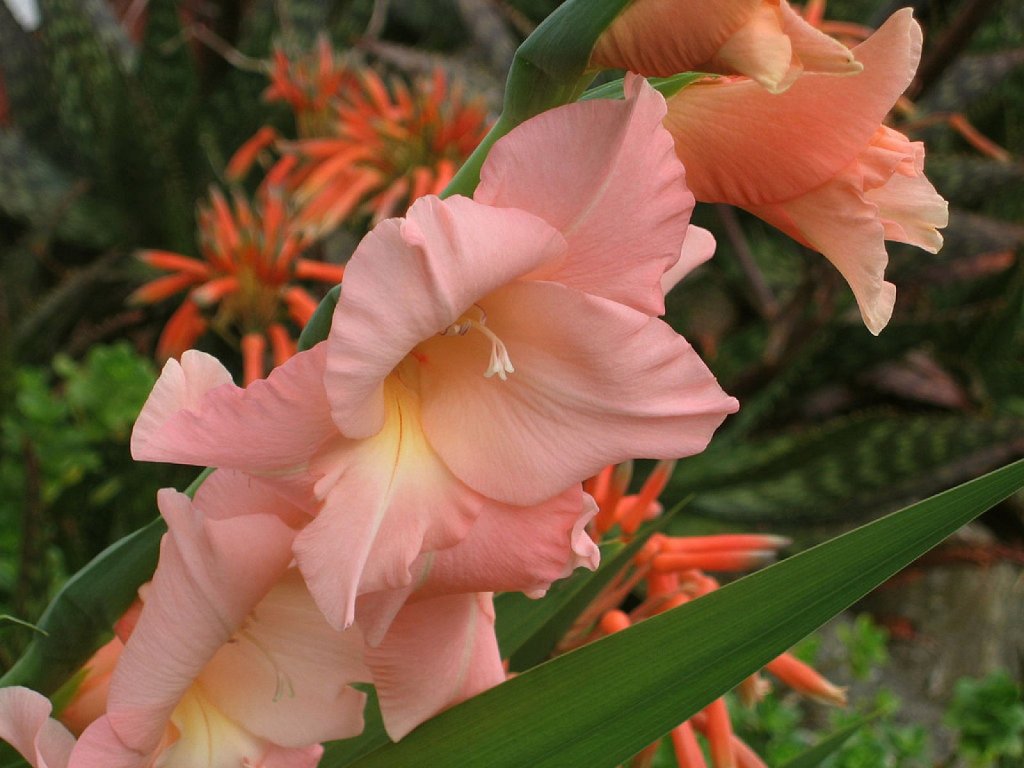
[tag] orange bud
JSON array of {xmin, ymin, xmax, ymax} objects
[{"xmin": 766, "ymin": 652, "xmax": 847, "ymax": 707}]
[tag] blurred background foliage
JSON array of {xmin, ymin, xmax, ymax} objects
[{"xmin": 0, "ymin": 0, "xmax": 1021, "ymax": 763}]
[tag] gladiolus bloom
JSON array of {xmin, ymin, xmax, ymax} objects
[
  {"xmin": 132, "ymin": 75, "xmax": 736, "ymax": 635},
  {"xmin": 662, "ymin": 10, "xmax": 948, "ymax": 333},
  {"xmin": 71, "ymin": 471, "xmax": 368, "ymax": 767},
  {"xmin": 592, "ymin": 0, "xmax": 862, "ymax": 93}
]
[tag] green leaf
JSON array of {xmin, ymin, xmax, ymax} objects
[
  {"xmin": 298, "ymin": 284, "xmax": 341, "ymax": 351},
  {"xmin": 779, "ymin": 714, "xmax": 877, "ymax": 768},
  {"xmin": 342, "ymin": 459, "xmax": 1024, "ymax": 768},
  {"xmin": 320, "ymin": 688, "xmax": 388, "ymax": 766},
  {"xmin": 580, "ymin": 72, "xmax": 712, "ymax": 102}
]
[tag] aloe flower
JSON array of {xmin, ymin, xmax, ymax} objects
[
  {"xmin": 575, "ymin": 461, "xmax": 846, "ymax": 767},
  {"xmin": 132, "ymin": 75, "xmax": 736, "ymax": 634},
  {"xmin": 286, "ymin": 69, "xmax": 491, "ymax": 233},
  {"xmin": 131, "ymin": 184, "xmax": 345, "ymax": 383}
]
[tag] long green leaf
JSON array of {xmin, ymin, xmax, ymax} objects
[
  {"xmin": 344, "ymin": 459, "xmax": 1024, "ymax": 767},
  {"xmin": 779, "ymin": 714, "xmax": 877, "ymax": 768}
]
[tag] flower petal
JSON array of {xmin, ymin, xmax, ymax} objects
[
  {"xmin": 665, "ymin": 9, "xmax": 922, "ymax": 207},
  {"xmin": 0, "ymin": 687, "xmax": 75, "ymax": 768},
  {"xmin": 420, "ymin": 281, "xmax": 738, "ymax": 505},
  {"xmin": 105, "ymin": 477, "xmax": 297, "ymax": 756},
  {"xmin": 71, "ymin": 716, "xmax": 145, "ymax": 768},
  {"xmin": 132, "ymin": 345, "xmax": 335, "ymax": 474},
  {"xmin": 294, "ymin": 379, "xmax": 483, "ymax": 630},
  {"xmin": 748, "ymin": 177, "xmax": 895, "ymax": 334},
  {"xmin": 326, "ymin": 195, "xmax": 567, "ymax": 439},
  {"xmin": 367, "ymin": 592, "xmax": 504, "ymax": 741},
  {"xmin": 410, "ymin": 485, "xmax": 600, "ymax": 599},
  {"xmin": 475, "ymin": 75, "xmax": 692, "ymax": 316},
  {"xmin": 662, "ymin": 226, "xmax": 716, "ymax": 295},
  {"xmin": 591, "ymin": 0, "xmax": 764, "ymax": 77},
  {"xmin": 199, "ymin": 571, "xmax": 369, "ymax": 748},
  {"xmin": 867, "ymin": 170, "xmax": 947, "ymax": 253}
]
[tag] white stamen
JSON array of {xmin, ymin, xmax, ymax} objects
[{"xmin": 440, "ymin": 311, "xmax": 514, "ymax": 380}]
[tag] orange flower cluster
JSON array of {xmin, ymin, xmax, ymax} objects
[
  {"xmin": 263, "ymin": 37, "xmax": 357, "ymax": 137},
  {"xmin": 573, "ymin": 462, "xmax": 847, "ymax": 768},
  {"xmin": 230, "ymin": 65, "xmax": 490, "ymax": 236},
  {"xmin": 130, "ymin": 184, "xmax": 344, "ymax": 384}
]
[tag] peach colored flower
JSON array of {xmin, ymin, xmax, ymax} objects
[
  {"xmin": 662, "ymin": 10, "xmax": 947, "ymax": 333},
  {"xmin": 56, "ymin": 635, "xmax": 124, "ymax": 737},
  {"xmin": 70, "ymin": 471, "xmax": 368, "ymax": 767},
  {"xmin": 132, "ymin": 75, "xmax": 736, "ymax": 634},
  {"xmin": 592, "ymin": 0, "xmax": 862, "ymax": 93}
]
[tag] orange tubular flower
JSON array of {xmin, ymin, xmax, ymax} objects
[
  {"xmin": 264, "ymin": 36, "xmax": 358, "ymax": 137},
  {"xmin": 131, "ymin": 184, "xmax": 344, "ymax": 383},
  {"xmin": 286, "ymin": 68, "xmax": 491, "ymax": 235},
  {"xmin": 576, "ymin": 461, "xmax": 847, "ymax": 767}
]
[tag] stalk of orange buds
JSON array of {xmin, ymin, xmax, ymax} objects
[{"xmin": 573, "ymin": 462, "xmax": 847, "ymax": 767}]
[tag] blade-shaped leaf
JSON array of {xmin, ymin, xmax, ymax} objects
[
  {"xmin": 342, "ymin": 459, "xmax": 1024, "ymax": 768},
  {"xmin": 779, "ymin": 714, "xmax": 877, "ymax": 768}
]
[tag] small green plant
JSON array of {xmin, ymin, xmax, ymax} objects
[
  {"xmin": 945, "ymin": 671, "xmax": 1024, "ymax": 767},
  {"xmin": 0, "ymin": 343, "xmax": 190, "ymax": 665},
  {"xmin": 836, "ymin": 613, "xmax": 890, "ymax": 682}
]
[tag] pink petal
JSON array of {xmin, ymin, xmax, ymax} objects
[
  {"xmin": 326, "ymin": 195, "xmax": 566, "ymax": 439},
  {"xmin": 867, "ymin": 170, "xmax": 947, "ymax": 253},
  {"xmin": 779, "ymin": 0, "xmax": 862, "ymax": 78},
  {"xmin": 749, "ymin": 179, "xmax": 895, "ymax": 334},
  {"xmin": 367, "ymin": 593, "xmax": 504, "ymax": 741},
  {"xmin": 198, "ymin": 571, "xmax": 369, "ymax": 748},
  {"xmin": 131, "ymin": 344, "xmax": 335, "ymax": 474},
  {"xmin": 258, "ymin": 744, "xmax": 324, "ymax": 768},
  {"xmin": 475, "ymin": 74, "xmax": 692, "ymax": 316},
  {"xmin": 353, "ymin": 487, "xmax": 600, "ymax": 647},
  {"xmin": 419, "ymin": 281, "xmax": 738, "ymax": 505},
  {"xmin": 708, "ymin": 2, "xmax": 795, "ymax": 93},
  {"xmin": 71, "ymin": 717, "xmax": 145, "ymax": 768},
  {"xmin": 131, "ymin": 350, "xmax": 232, "ymax": 461},
  {"xmin": 662, "ymin": 226, "xmax": 716, "ymax": 295},
  {"xmin": 665, "ymin": 9, "xmax": 922, "ymax": 207},
  {"xmin": 0, "ymin": 687, "xmax": 75, "ymax": 768},
  {"xmin": 106, "ymin": 478, "xmax": 297, "ymax": 756},
  {"xmin": 294, "ymin": 379, "xmax": 483, "ymax": 629},
  {"xmin": 591, "ymin": 0, "xmax": 765, "ymax": 77},
  {"xmin": 409, "ymin": 485, "xmax": 600, "ymax": 600}
]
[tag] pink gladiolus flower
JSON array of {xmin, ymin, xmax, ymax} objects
[
  {"xmin": 132, "ymin": 74, "xmax": 737, "ymax": 633},
  {"xmin": 662, "ymin": 9, "xmax": 947, "ymax": 334},
  {"xmin": 592, "ymin": 0, "xmax": 862, "ymax": 93},
  {"xmin": 70, "ymin": 471, "xmax": 368, "ymax": 767}
]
